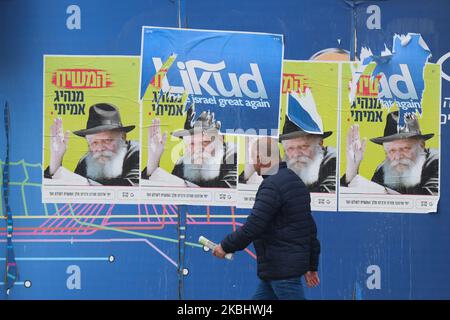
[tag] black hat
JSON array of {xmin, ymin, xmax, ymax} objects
[
  {"xmin": 279, "ymin": 116, "xmax": 332, "ymax": 141},
  {"xmin": 370, "ymin": 111, "xmax": 434, "ymax": 145},
  {"xmin": 73, "ymin": 103, "xmax": 135, "ymax": 137},
  {"xmin": 172, "ymin": 104, "xmax": 221, "ymax": 138}
]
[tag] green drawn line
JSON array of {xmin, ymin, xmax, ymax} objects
[
  {"xmin": 26, "ymin": 161, "xmax": 43, "ymax": 218},
  {"xmin": 0, "ymin": 160, "xmax": 27, "ymax": 166},
  {"xmin": 0, "ymin": 159, "xmax": 44, "ymax": 216},
  {"xmin": 0, "ymin": 160, "xmax": 248, "ymax": 222},
  {"xmin": 21, "ymin": 160, "xmax": 28, "ymax": 216},
  {"xmin": 24, "ymin": 162, "xmax": 43, "ymax": 168},
  {"xmin": 67, "ymin": 204, "xmax": 202, "ymax": 248},
  {"xmin": 7, "ymin": 182, "xmax": 41, "ymax": 187},
  {"xmin": 55, "ymin": 203, "xmax": 60, "ymax": 216},
  {"xmin": 43, "ymin": 202, "xmax": 49, "ymax": 216}
]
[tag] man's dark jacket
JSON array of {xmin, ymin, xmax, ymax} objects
[{"xmin": 221, "ymin": 162, "xmax": 321, "ymax": 280}]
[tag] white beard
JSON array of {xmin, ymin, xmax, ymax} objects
[
  {"xmin": 286, "ymin": 148, "xmax": 324, "ymax": 186},
  {"xmin": 181, "ymin": 141, "xmax": 224, "ymax": 183},
  {"xmin": 85, "ymin": 141, "xmax": 128, "ymax": 181},
  {"xmin": 383, "ymin": 152, "xmax": 426, "ymax": 189}
]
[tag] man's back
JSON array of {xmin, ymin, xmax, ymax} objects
[{"xmin": 221, "ymin": 162, "xmax": 320, "ymax": 280}]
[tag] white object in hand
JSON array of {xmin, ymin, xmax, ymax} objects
[{"xmin": 198, "ymin": 236, "xmax": 233, "ymax": 260}]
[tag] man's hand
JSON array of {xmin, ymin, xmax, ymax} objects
[
  {"xmin": 147, "ymin": 118, "xmax": 167, "ymax": 177},
  {"xmin": 304, "ymin": 271, "xmax": 320, "ymax": 288},
  {"xmin": 49, "ymin": 118, "xmax": 70, "ymax": 175},
  {"xmin": 345, "ymin": 124, "xmax": 366, "ymax": 183},
  {"xmin": 212, "ymin": 244, "xmax": 226, "ymax": 259}
]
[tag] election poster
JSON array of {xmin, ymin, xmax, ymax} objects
[
  {"xmin": 338, "ymin": 33, "xmax": 441, "ymax": 213},
  {"xmin": 139, "ymin": 27, "xmax": 284, "ymax": 205},
  {"xmin": 237, "ymin": 60, "xmax": 339, "ymax": 210},
  {"xmin": 42, "ymin": 55, "xmax": 141, "ymax": 204}
]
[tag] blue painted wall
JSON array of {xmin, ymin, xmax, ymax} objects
[{"xmin": 0, "ymin": 0, "xmax": 449, "ymax": 299}]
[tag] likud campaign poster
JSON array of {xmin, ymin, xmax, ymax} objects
[
  {"xmin": 139, "ymin": 27, "xmax": 284, "ymax": 205},
  {"xmin": 237, "ymin": 60, "xmax": 339, "ymax": 210},
  {"xmin": 339, "ymin": 33, "xmax": 441, "ymax": 213},
  {"xmin": 42, "ymin": 55, "xmax": 141, "ymax": 204}
]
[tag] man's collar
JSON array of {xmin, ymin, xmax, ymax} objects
[{"xmin": 262, "ymin": 161, "xmax": 286, "ymax": 179}]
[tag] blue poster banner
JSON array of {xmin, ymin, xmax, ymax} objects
[{"xmin": 140, "ymin": 27, "xmax": 284, "ymax": 136}]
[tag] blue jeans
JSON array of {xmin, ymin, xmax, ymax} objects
[{"xmin": 252, "ymin": 277, "xmax": 306, "ymax": 300}]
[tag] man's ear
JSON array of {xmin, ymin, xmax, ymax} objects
[
  {"xmin": 122, "ymin": 132, "xmax": 127, "ymax": 140},
  {"xmin": 319, "ymin": 138, "xmax": 324, "ymax": 147}
]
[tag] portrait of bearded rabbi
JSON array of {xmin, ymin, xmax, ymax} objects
[
  {"xmin": 279, "ymin": 116, "xmax": 336, "ymax": 193},
  {"xmin": 141, "ymin": 105, "xmax": 237, "ymax": 188},
  {"xmin": 342, "ymin": 111, "xmax": 439, "ymax": 195},
  {"xmin": 45, "ymin": 103, "xmax": 140, "ymax": 186}
]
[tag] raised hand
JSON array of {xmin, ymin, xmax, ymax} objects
[
  {"xmin": 49, "ymin": 118, "xmax": 70, "ymax": 175},
  {"xmin": 345, "ymin": 124, "xmax": 366, "ymax": 183},
  {"xmin": 244, "ymin": 136, "xmax": 256, "ymax": 180},
  {"xmin": 146, "ymin": 118, "xmax": 167, "ymax": 176}
]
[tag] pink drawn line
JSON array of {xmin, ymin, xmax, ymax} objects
[
  {"xmin": 37, "ymin": 204, "xmax": 82, "ymax": 234},
  {"xmin": 36, "ymin": 204, "xmax": 70, "ymax": 231},
  {"xmin": 167, "ymin": 204, "xmax": 195, "ymax": 224},
  {"xmin": 163, "ymin": 205, "xmax": 175, "ymax": 223},
  {"xmin": 78, "ymin": 204, "xmax": 103, "ymax": 235},
  {"xmin": 53, "ymin": 203, "xmax": 93, "ymax": 234},
  {"xmin": 71, "ymin": 203, "xmax": 97, "ymax": 235},
  {"xmin": 71, "ymin": 203, "xmax": 98, "ymax": 235},
  {"xmin": 138, "ymin": 202, "xmax": 142, "ymax": 223},
  {"xmin": 100, "ymin": 205, "xmax": 115, "ymax": 227},
  {"xmin": 106, "ymin": 221, "xmax": 174, "ymax": 226},
  {"xmin": 168, "ymin": 205, "xmax": 178, "ymax": 217},
  {"xmin": 0, "ymin": 221, "xmax": 246, "ymax": 237},
  {"xmin": 188, "ymin": 221, "xmax": 244, "ymax": 226},
  {"xmin": 151, "ymin": 205, "xmax": 161, "ymax": 223},
  {"xmin": 50, "ymin": 203, "xmax": 94, "ymax": 235},
  {"xmin": 152, "ymin": 204, "xmax": 174, "ymax": 223},
  {"xmin": 88, "ymin": 204, "xmax": 105, "ymax": 229},
  {"xmin": 53, "ymin": 204, "xmax": 87, "ymax": 230},
  {"xmin": 30, "ymin": 204, "xmax": 105, "ymax": 237},
  {"xmin": 64, "ymin": 203, "xmax": 96, "ymax": 231},
  {"xmin": 106, "ymin": 203, "xmax": 165, "ymax": 226},
  {"xmin": 169, "ymin": 205, "xmax": 185, "ymax": 223},
  {"xmin": 149, "ymin": 204, "xmax": 154, "ymax": 223},
  {"xmin": 162, "ymin": 205, "xmax": 174, "ymax": 223},
  {"xmin": 45, "ymin": 203, "xmax": 84, "ymax": 230},
  {"xmin": 106, "ymin": 204, "xmax": 170, "ymax": 227}
]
